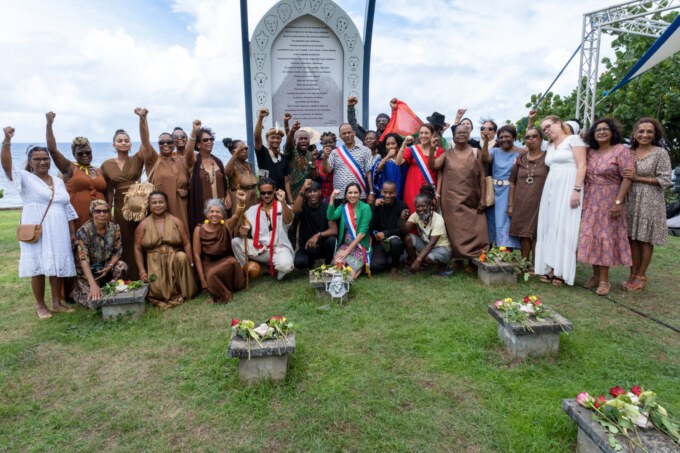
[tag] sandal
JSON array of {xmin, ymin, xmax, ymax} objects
[
  {"xmin": 463, "ymin": 264, "xmax": 476, "ymax": 274},
  {"xmin": 436, "ymin": 269, "xmax": 454, "ymax": 277},
  {"xmin": 620, "ymin": 275, "xmax": 635, "ymax": 290},
  {"xmin": 595, "ymin": 281, "xmax": 611, "ymax": 296},
  {"xmin": 552, "ymin": 276, "xmax": 565, "ymax": 286},
  {"xmin": 625, "ymin": 275, "xmax": 648, "ymax": 293},
  {"xmin": 540, "ymin": 274, "xmax": 552, "ymax": 284},
  {"xmin": 583, "ymin": 275, "xmax": 599, "ymax": 289}
]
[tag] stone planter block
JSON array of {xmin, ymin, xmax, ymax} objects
[
  {"xmin": 98, "ymin": 284, "xmax": 149, "ymax": 321},
  {"xmin": 309, "ymin": 270, "xmax": 352, "ymax": 303},
  {"xmin": 562, "ymin": 399, "xmax": 680, "ymax": 452},
  {"xmin": 228, "ymin": 331, "xmax": 295, "ymax": 385},
  {"xmin": 488, "ymin": 305, "xmax": 573, "ymax": 359},
  {"xmin": 472, "ymin": 258, "xmax": 517, "ymax": 286}
]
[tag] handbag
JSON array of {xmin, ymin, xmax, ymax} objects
[
  {"xmin": 121, "ymin": 157, "xmax": 161, "ymax": 222},
  {"xmin": 472, "ymin": 148, "xmax": 495, "ymax": 207},
  {"xmin": 17, "ymin": 183, "xmax": 55, "ymax": 243}
]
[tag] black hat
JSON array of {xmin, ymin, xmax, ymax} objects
[{"xmin": 426, "ymin": 112, "xmax": 446, "ymax": 128}]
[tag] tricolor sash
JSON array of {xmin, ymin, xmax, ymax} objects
[
  {"xmin": 252, "ymin": 200, "xmax": 278, "ymax": 276},
  {"xmin": 409, "ymin": 145, "xmax": 435, "ymax": 187},
  {"xmin": 336, "ymin": 145, "xmax": 367, "ymax": 194},
  {"xmin": 342, "ymin": 203, "xmax": 372, "ymax": 277}
]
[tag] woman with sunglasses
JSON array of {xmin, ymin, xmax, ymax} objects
[
  {"xmin": 44, "ymin": 112, "xmax": 107, "ymax": 230},
  {"xmin": 2, "ymin": 124, "xmax": 78, "ymax": 319},
  {"xmin": 71, "ymin": 200, "xmax": 127, "ymax": 308},
  {"xmin": 534, "ymin": 115, "xmax": 587, "ymax": 286},
  {"xmin": 186, "ymin": 120, "xmax": 231, "ymax": 232},
  {"xmin": 136, "ymin": 108, "xmax": 191, "ymax": 231},
  {"xmin": 100, "ymin": 117, "xmax": 145, "ymax": 280},
  {"xmin": 172, "ymin": 127, "xmax": 188, "ymax": 157}
]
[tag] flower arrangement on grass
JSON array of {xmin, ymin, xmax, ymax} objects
[
  {"xmin": 494, "ymin": 295, "xmax": 552, "ymax": 332},
  {"xmin": 478, "ymin": 246, "xmax": 530, "ymax": 281},
  {"xmin": 311, "ymin": 263, "xmax": 352, "ymax": 281},
  {"xmin": 576, "ymin": 385, "xmax": 680, "ymax": 452},
  {"xmin": 231, "ymin": 316, "xmax": 295, "ymax": 358}
]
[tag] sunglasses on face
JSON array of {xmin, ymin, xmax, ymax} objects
[
  {"xmin": 260, "ymin": 190, "xmax": 274, "ymax": 195},
  {"xmin": 525, "ymin": 134, "xmax": 540, "ymax": 139},
  {"xmin": 75, "ymin": 151, "xmax": 92, "ymax": 156},
  {"xmin": 201, "ymin": 137, "xmax": 215, "ymax": 143},
  {"xmin": 377, "ymin": 119, "xmax": 389, "ymax": 125},
  {"xmin": 480, "ymin": 127, "xmax": 496, "ymax": 131},
  {"xmin": 172, "ymin": 134, "xmax": 186, "ymax": 139},
  {"xmin": 93, "ymin": 209, "xmax": 110, "ymax": 214},
  {"xmin": 158, "ymin": 140, "xmax": 174, "ymax": 145}
]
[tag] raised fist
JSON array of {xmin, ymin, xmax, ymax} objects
[
  {"xmin": 45, "ymin": 111, "xmax": 56, "ymax": 124},
  {"xmin": 258, "ymin": 108, "xmax": 269, "ymax": 119},
  {"xmin": 347, "ymin": 96, "xmax": 358, "ymax": 107}
]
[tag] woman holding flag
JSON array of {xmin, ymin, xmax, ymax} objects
[
  {"xmin": 395, "ymin": 123, "xmax": 443, "ymax": 213},
  {"xmin": 327, "ymin": 183, "xmax": 372, "ymax": 279}
]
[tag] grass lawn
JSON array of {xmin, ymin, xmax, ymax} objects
[{"xmin": 0, "ymin": 208, "xmax": 679, "ymax": 452}]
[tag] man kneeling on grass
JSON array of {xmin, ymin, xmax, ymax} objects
[
  {"xmin": 401, "ymin": 186, "xmax": 452, "ymax": 275},
  {"xmin": 370, "ymin": 180, "xmax": 409, "ymax": 277}
]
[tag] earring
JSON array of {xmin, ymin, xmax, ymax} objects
[
  {"xmin": 204, "ymin": 219, "xmax": 209, "ymax": 224},
  {"xmin": 220, "ymin": 219, "xmax": 225, "ymax": 224}
]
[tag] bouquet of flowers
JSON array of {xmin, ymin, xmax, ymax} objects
[
  {"xmin": 494, "ymin": 295, "xmax": 552, "ymax": 332},
  {"xmin": 311, "ymin": 263, "xmax": 352, "ymax": 281},
  {"xmin": 576, "ymin": 386, "xmax": 680, "ymax": 452},
  {"xmin": 231, "ymin": 316, "xmax": 295, "ymax": 358},
  {"xmin": 478, "ymin": 247, "xmax": 530, "ymax": 281},
  {"xmin": 102, "ymin": 279, "xmax": 145, "ymax": 295}
]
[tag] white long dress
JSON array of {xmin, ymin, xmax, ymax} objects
[
  {"xmin": 12, "ymin": 166, "xmax": 78, "ymax": 277},
  {"xmin": 534, "ymin": 134, "xmax": 586, "ymax": 285}
]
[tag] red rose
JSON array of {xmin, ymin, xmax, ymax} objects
[
  {"xmin": 269, "ymin": 316, "xmax": 282, "ymax": 322},
  {"xmin": 610, "ymin": 386, "xmax": 625, "ymax": 397},
  {"xmin": 231, "ymin": 319, "xmax": 239, "ymax": 327},
  {"xmin": 594, "ymin": 395, "xmax": 606, "ymax": 408},
  {"xmin": 523, "ymin": 296, "xmax": 531, "ymax": 303},
  {"xmin": 631, "ymin": 386, "xmax": 642, "ymax": 396},
  {"xmin": 534, "ymin": 300, "xmax": 541, "ymax": 306}
]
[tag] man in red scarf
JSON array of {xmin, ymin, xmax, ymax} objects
[{"xmin": 231, "ymin": 177, "xmax": 295, "ymax": 280}]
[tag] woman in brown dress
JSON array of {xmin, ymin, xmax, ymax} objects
[
  {"xmin": 136, "ymin": 108, "xmax": 191, "ymax": 230},
  {"xmin": 428, "ymin": 124, "xmax": 489, "ymax": 272},
  {"xmin": 186, "ymin": 119, "xmax": 231, "ymax": 232},
  {"xmin": 224, "ymin": 138, "xmax": 259, "ymax": 210},
  {"xmin": 508, "ymin": 127, "xmax": 549, "ymax": 270},
  {"xmin": 100, "ymin": 125, "xmax": 145, "ymax": 280},
  {"xmin": 134, "ymin": 191, "xmax": 197, "ymax": 309},
  {"xmin": 193, "ymin": 199, "xmax": 245, "ymax": 303},
  {"xmin": 45, "ymin": 112, "xmax": 107, "ymax": 230}
]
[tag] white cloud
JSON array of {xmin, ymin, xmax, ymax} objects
[{"xmin": 0, "ymin": 0, "xmax": 630, "ymax": 142}]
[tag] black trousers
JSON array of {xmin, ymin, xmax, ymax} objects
[
  {"xmin": 370, "ymin": 237, "xmax": 404, "ymax": 273},
  {"xmin": 294, "ymin": 236, "xmax": 337, "ymax": 269}
]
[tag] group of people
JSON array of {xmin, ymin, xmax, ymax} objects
[{"xmin": 1, "ymin": 99, "xmax": 673, "ymax": 318}]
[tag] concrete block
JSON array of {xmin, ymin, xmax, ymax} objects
[
  {"xmin": 238, "ymin": 355, "xmax": 288, "ymax": 385},
  {"xmin": 101, "ymin": 302, "xmax": 145, "ymax": 321},
  {"xmin": 472, "ymin": 258, "xmax": 517, "ymax": 286}
]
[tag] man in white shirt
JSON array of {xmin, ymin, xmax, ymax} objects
[{"xmin": 231, "ymin": 177, "xmax": 294, "ymax": 280}]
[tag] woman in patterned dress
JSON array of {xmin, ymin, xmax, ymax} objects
[
  {"xmin": 577, "ymin": 118, "xmax": 635, "ymax": 296},
  {"xmin": 621, "ymin": 117, "xmax": 673, "ymax": 292}
]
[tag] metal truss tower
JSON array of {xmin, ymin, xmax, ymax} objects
[{"xmin": 576, "ymin": 0, "xmax": 680, "ymax": 127}]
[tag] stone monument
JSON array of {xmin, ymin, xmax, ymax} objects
[{"xmin": 248, "ymin": 0, "xmax": 364, "ymax": 133}]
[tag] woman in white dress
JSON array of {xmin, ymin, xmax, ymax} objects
[
  {"xmin": 534, "ymin": 115, "xmax": 587, "ymax": 286},
  {"xmin": 2, "ymin": 125, "xmax": 78, "ymax": 319}
]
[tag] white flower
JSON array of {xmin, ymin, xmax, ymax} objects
[
  {"xmin": 627, "ymin": 393, "xmax": 639, "ymax": 405},
  {"xmin": 253, "ymin": 324, "xmax": 270, "ymax": 338},
  {"xmin": 519, "ymin": 304, "xmax": 535, "ymax": 315},
  {"xmin": 115, "ymin": 283, "xmax": 128, "ymax": 293},
  {"xmin": 631, "ymin": 412, "xmax": 652, "ymax": 429}
]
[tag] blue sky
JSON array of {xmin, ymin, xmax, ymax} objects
[{"xmin": 1, "ymin": 0, "xmax": 618, "ymax": 142}]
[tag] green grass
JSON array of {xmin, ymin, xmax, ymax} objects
[{"xmin": 0, "ymin": 208, "xmax": 679, "ymax": 452}]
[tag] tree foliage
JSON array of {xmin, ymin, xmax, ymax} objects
[{"xmin": 515, "ymin": 10, "xmax": 680, "ymax": 165}]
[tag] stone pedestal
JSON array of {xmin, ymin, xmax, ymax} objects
[
  {"xmin": 98, "ymin": 284, "xmax": 149, "ymax": 321},
  {"xmin": 488, "ymin": 305, "xmax": 573, "ymax": 359},
  {"xmin": 309, "ymin": 271, "xmax": 352, "ymax": 303},
  {"xmin": 228, "ymin": 331, "xmax": 295, "ymax": 385},
  {"xmin": 562, "ymin": 399, "xmax": 680, "ymax": 452},
  {"xmin": 472, "ymin": 258, "xmax": 517, "ymax": 286}
]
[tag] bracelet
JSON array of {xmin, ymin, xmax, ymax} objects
[
  {"xmin": 2, "ymin": 141, "xmax": 10, "ymax": 146},
  {"xmin": 237, "ymin": 204, "xmax": 246, "ymax": 210}
]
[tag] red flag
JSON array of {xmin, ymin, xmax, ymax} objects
[{"xmin": 379, "ymin": 99, "xmax": 423, "ymax": 140}]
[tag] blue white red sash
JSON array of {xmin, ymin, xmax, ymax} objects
[
  {"xmin": 342, "ymin": 203, "xmax": 372, "ymax": 277},
  {"xmin": 336, "ymin": 145, "xmax": 367, "ymax": 193},
  {"xmin": 410, "ymin": 145, "xmax": 435, "ymax": 187}
]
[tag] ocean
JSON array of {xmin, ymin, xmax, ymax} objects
[{"xmin": 0, "ymin": 142, "xmax": 233, "ymax": 209}]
